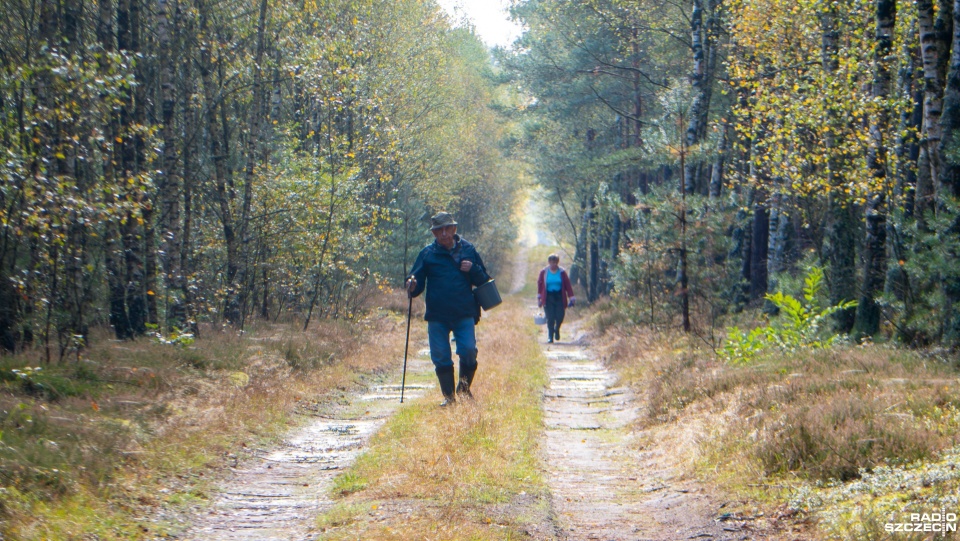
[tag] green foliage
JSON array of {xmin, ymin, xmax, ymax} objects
[
  {"xmin": 726, "ymin": 0, "xmax": 893, "ymax": 203},
  {"xmin": 1, "ymin": 365, "xmax": 93, "ymax": 400},
  {"xmin": 764, "ymin": 267, "xmax": 858, "ymax": 350},
  {"xmin": 0, "ymin": 0, "xmax": 523, "ymax": 354},
  {"xmin": 512, "ymin": 0, "xmax": 960, "ymax": 355},
  {"xmin": 880, "ymin": 198, "xmax": 960, "ymax": 347},
  {"xmin": 613, "ymin": 185, "xmax": 737, "ymax": 327},
  {"xmin": 331, "ymin": 471, "xmax": 368, "ymax": 495},
  {"xmin": 0, "ymin": 43, "xmax": 150, "ymax": 351},
  {"xmin": 722, "ymin": 267, "xmax": 857, "ymax": 364},
  {"xmin": 147, "ymin": 324, "xmax": 195, "ymax": 348},
  {"xmin": 721, "ymin": 326, "xmax": 767, "ymax": 364},
  {"xmin": 508, "ymin": 0, "xmax": 689, "ymax": 287},
  {"xmin": 8, "ymin": 367, "xmax": 46, "ymax": 397}
]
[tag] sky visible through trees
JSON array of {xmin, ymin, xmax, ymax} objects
[{"xmin": 436, "ymin": 0, "xmax": 521, "ymax": 48}]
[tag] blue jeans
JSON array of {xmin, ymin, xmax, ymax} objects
[{"xmin": 427, "ymin": 318, "xmax": 477, "ymax": 369}]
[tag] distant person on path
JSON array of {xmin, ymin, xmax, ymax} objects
[
  {"xmin": 537, "ymin": 253, "xmax": 575, "ymax": 343},
  {"xmin": 407, "ymin": 212, "xmax": 491, "ymax": 406}
]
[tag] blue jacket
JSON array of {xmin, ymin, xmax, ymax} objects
[{"xmin": 409, "ymin": 235, "xmax": 490, "ymax": 322}]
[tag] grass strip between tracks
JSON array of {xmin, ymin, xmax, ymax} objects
[{"xmin": 317, "ymin": 286, "xmax": 551, "ymax": 540}]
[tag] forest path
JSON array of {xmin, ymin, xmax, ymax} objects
[
  {"xmin": 518, "ymin": 197, "xmax": 757, "ymax": 540},
  {"xmin": 175, "ymin": 351, "xmax": 434, "ymax": 540}
]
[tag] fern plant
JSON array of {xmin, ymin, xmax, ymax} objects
[
  {"xmin": 722, "ymin": 267, "xmax": 857, "ymax": 364},
  {"xmin": 722, "ymin": 326, "xmax": 767, "ymax": 365}
]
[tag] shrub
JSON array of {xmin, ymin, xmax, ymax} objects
[
  {"xmin": 753, "ymin": 391, "xmax": 941, "ymax": 482},
  {"xmin": 880, "ymin": 196, "xmax": 960, "ymax": 347},
  {"xmin": 721, "ymin": 267, "xmax": 856, "ymax": 364},
  {"xmin": 612, "ymin": 186, "xmax": 738, "ymax": 328}
]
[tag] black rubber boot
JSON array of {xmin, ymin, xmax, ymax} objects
[
  {"xmin": 457, "ymin": 350, "xmax": 478, "ymax": 399},
  {"xmin": 436, "ymin": 365, "xmax": 456, "ymax": 407}
]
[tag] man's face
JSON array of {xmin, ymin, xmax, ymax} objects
[{"xmin": 432, "ymin": 225, "xmax": 457, "ymax": 249}]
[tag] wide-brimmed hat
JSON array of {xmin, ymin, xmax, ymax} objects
[{"xmin": 429, "ymin": 212, "xmax": 458, "ymax": 231}]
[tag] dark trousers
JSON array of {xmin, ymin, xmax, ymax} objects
[{"xmin": 545, "ymin": 291, "xmax": 565, "ymax": 339}]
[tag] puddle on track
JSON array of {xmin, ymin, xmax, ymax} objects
[{"xmin": 178, "ymin": 355, "xmax": 433, "ymax": 540}]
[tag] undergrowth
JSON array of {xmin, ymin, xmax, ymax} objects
[
  {"xmin": 723, "ymin": 266, "xmax": 857, "ymax": 364},
  {"xmin": 590, "ymin": 297, "xmax": 960, "ymax": 539},
  {"xmin": 0, "ymin": 290, "xmax": 415, "ymax": 540}
]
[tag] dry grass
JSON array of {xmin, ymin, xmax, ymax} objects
[
  {"xmin": 0, "ymin": 290, "xmax": 415, "ymax": 540},
  {"xmin": 588, "ymin": 306, "xmax": 960, "ymax": 539},
  {"xmin": 595, "ymin": 321, "xmax": 960, "ymax": 480},
  {"xmin": 316, "ymin": 296, "xmax": 550, "ymax": 540}
]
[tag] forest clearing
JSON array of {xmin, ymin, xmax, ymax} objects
[{"xmin": 3, "ymin": 0, "xmax": 960, "ymax": 539}]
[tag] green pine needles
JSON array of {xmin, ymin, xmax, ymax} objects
[{"xmin": 723, "ymin": 267, "xmax": 857, "ymax": 364}]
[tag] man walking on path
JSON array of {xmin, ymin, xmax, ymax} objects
[{"xmin": 407, "ymin": 212, "xmax": 491, "ymax": 406}]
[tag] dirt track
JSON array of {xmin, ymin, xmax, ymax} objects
[
  {"xmin": 175, "ymin": 367, "xmax": 433, "ymax": 540},
  {"xmin": 538, "ymin": 325, "xmax": 757, "ymax": 541}
]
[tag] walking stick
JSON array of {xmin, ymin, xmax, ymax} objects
[{"xmin": 400, "ymin": 289, "xmax": 413, "ymax": 403}]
